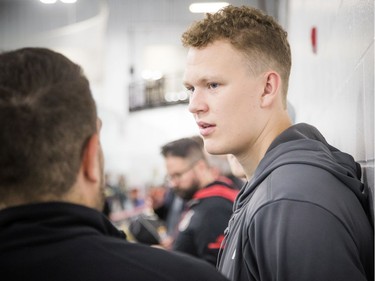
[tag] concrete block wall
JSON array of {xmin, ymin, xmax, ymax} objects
[{"xmin": 287, "ymin": 0, "xmax": 374, "ymax": 218}]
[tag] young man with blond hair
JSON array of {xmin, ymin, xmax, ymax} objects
[{"xmin": 182, "ymin": 5, "xmax": 373, "ymax": 281}]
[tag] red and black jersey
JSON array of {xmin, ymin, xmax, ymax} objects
[{"xmin": 173, "ymin": 179, "xmax": 239, "ymax": 265}]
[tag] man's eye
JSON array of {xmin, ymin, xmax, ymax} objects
[
  {"xmin": 186, "ymin": 86, "xmax": 195, "ymax": 94},
  {"xmin": 208, "ymin": 83, "xmax": 219, "ymax": 89}
]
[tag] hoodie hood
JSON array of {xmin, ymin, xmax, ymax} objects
[{"xmin": 235, "ymin": 123, "xmax": 371, "ymax": 221}]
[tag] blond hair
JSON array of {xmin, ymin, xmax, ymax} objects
[{"xmin": 181, "ymin": 5, "xmax": 291, "ymax": 106}]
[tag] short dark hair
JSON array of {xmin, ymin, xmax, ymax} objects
[
  {"xmin": 0, "ymin": 47, "xmax": 97, "ymax": 204},
  {"xmin": 181, "ymin": 5, "xmax": 291, "ymax": 106},
  {"xmin": 161, "ymin": 137, "xmax": 205, "ymax": 164}
]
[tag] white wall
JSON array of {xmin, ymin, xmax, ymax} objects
[{"xmin": 287, "ymin": 0, "xmax": 374, "ymax": 211}]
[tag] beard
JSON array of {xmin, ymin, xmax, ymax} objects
[{"xmin": 174, "ymin": 179, "xmax": 200, "ymax": 201}]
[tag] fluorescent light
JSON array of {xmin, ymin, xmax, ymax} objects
[
  {"xmin": 189, "ymin": 2, "xmax": 229, "ymax": 13},
  {"xmin": 40, "ymin": 0, "xmax": 57, "ymax": 4},
  {"xmin": 39, "ymin": 0, "xmax": 77, "ymax": 3},
  {"xmin": 141, "ymin": 70, "xmax": 163, "ymax": 81}
]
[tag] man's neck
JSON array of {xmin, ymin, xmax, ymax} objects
[{"xmin": 241, "ymin": 114, "xmax": 292, "ymax": 179}]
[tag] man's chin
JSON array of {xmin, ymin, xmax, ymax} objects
[
  {"xmin": 204, "ymin": 141, "xmax": 227, "ymax": 155},
  {"xmin": 176, "ymin": 185, "xmax": 200, "ymax": 201},
  {"xmin": 176, "ymin": 191, "xmax": 193, "ymax": 201}
]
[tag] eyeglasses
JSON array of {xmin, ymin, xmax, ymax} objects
[{"xmin": 165, "ymin": 161, "xmax": 198, "ymax": 183}]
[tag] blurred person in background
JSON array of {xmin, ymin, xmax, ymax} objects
[
  {"xmin": 226, "ymin": 154, "xmax": 246, "ymax": 182},
  {"xmin": 182, "ymin": 5, "xmax": 373, "ymax": 281},
  {"xmin": 147, "ymin": 183, "xmax": 186, "ymax": 240},
  {"xmin": 206, "ymin": 153, "xmax": 245, "ymax": 190},
  {"xmin": 160, "ymin": 137, "xmax": 239, "ymax": 265},
  {"xmin": 0, "ymin": 47, "xmax": 230, "ymax": 281},
  {"xmin": 129, "ymin": 187, "xmax": 145, "ymax": 208},
  {"xmin": 192, "ymin": 135, "xmax": 245, "ymax": 190},
  {"xmin": 104, "ymin": 173, "xmax": 127, "ymax": 213}
]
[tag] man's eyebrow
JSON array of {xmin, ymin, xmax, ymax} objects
[{"xmin": 183, "ymin": 77, "xmax": 212, "ymax": 87}]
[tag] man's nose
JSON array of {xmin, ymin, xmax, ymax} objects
[{"xmin": 188, "ymin": 89, "xmax": 208, "ymax": 114}]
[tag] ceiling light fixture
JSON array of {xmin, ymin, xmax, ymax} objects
[
  {"xmin": 39, "ymin": 0, "xmax": 77, "ymax": 4},
  {"xmin": 189, "ymin": 2, "xmax": 229, "ymax": 13},
  {"xmin": 40, "ymin": 0, "xmax": 57, "ymax": 4}
]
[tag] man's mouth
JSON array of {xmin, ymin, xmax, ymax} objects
[
  {"xmin": 197, "ymin": 121, "xmax": 215, "ymax": 136},
  {"xmin": 199, "ymin": 122, "xmax": 211, "ymax": 128}
]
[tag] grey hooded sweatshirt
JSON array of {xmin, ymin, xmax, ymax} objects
[{"xmin": 217, "ymin": 123, "xmax": 373, "ymax": 281}]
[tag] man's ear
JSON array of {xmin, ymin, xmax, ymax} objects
[
  {"xmin": 82, "ymin": 133, "xmax": 100, "ymax": 183},
  {"xmin": 260, "ymin": 71, "xmax": 281, "ymax": 108},
  {"xmin": 192, "ymin": 159, "xmax": 205, "ymax": 175}
]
